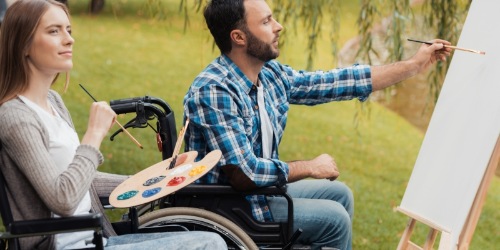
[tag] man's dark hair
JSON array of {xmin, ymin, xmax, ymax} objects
[{"xmin": 203, "ymin": 0, "xmax": 246, "ymax": 54}]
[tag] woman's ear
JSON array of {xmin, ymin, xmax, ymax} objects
[{"xmin": 230, "ymin": 29, "xmax": 246, "ymax": 47}]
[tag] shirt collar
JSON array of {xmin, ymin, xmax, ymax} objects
[{"xmin": 220, "ymin": 54, "xmax": 257, "ymax": 94}]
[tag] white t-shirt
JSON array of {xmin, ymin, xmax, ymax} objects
[
  {"xmin": 257, "ymin": 83, "xmax": 273, "ymax": 158},
  {"xmin": 19, "ymin": 96, "xmax": 94, "ymax": 249}
]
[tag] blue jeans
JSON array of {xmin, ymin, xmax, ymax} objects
[
  {"xmin": 267, "ymin": 179, "xmax": 354, "ymax": 250},
  {"xmin": 104, "ymin": 231, "xmax": 227, "ymax": 250}
]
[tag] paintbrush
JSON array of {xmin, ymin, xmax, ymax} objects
[
  {"xmin": 79, "ymin": 84, "xmax": 143, "ymax": 149},
  {"xmin": 168, "ymin": 119, "xmax": 190, "ymax": 170},
  {"xmin": 407, "ymin": 38, "xmax": 485, "ymax": 55}
]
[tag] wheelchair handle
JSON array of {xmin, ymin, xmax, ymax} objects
[
  {"xmin": 109, "ymin": 96, "xmax": 178, "ymax": 160},
  {"xmin": 110, "ymin": 102, "xmax": 138, "ymax": 115},
  {"xmin": 111, "ymin": 96, "xmax": 175, "ymax": 116},
  {"xmin": 110, "ymin": 97, "xmax": 143, "ymax": 105}
]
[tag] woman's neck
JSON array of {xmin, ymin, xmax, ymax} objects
[{"xmin": 20, "ymin": 72, "xmax": 55, "ymax": 113}]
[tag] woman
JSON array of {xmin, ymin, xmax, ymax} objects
[{"xmin": 0, "ymin": 1, "xmax": 226, "ymax": 249}]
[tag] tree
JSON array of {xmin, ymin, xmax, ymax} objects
[{"xmin": 180, "ymin": 0, "xmax": 471, "ymax": 101}]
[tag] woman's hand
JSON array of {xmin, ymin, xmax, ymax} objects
[{"xmin": 81, "ymin": 101, "xmax": 117, "ymax": 149}]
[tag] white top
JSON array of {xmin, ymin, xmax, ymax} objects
[
  {"xmin": 257, "ymin": 83, "xmax": 273, "ymax": 158},
  {"xmin": 18, "ymin": 95, "xmax": 94, "ymax": 249}
]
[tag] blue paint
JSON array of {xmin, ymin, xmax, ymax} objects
[{"xmin": 142, "ymin": 187, "xmax": 162, "ymax": 198}]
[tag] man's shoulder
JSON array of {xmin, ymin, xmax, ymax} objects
[
  {"xmin": 262, "ymin": 60, "xmax": 291, "ymax": 77},
  {"xmin": 192, "ymin": 56, "xmax": 235, "ymax": 90}
]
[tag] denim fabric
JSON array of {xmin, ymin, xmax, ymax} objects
[
  {"xmin": 267, "ymin": 179, "xmax": 354, "ymax": 250},
  {"xmin": 104, "ymin": 231, "xmax": 227, "ymax": 250}
]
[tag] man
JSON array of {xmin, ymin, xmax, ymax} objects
[{"xmin": 183, "ymin": 0, "xmax": 451, "ymax": 249}]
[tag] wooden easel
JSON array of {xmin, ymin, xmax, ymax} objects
[{"xmin": 396, "ymin": 135, "xmax": 500, "ymax": 250}]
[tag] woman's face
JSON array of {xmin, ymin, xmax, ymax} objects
[{"xmin": 27, "ymin": 5, "xmax": 73, "ymax": 76}]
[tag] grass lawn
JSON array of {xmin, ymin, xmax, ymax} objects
[{"xmin": 3, "ymin": 0, "xmax": 499, "ymax": 248}]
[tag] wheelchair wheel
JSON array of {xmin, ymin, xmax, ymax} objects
[{"xmin": 138, "ymin": 207, "xmax": 258, "ymax": 250}]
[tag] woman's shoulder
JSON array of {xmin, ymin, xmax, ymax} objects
[
  {"xmin": 0, "ymin": 97, "xmax": 32, "ymax": 116},
  {"xmin": 0, "ymin": 98, "xmax": 39, "ymax": 126}
]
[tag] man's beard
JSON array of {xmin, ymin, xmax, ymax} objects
[{"xmin": 244, "ymin": 29, "xmax": 279, "ymax": 62}]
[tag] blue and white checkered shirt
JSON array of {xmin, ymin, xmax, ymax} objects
[{"xmin": 183, "ymin": 55, "xmax": 372, "ymax": 222}]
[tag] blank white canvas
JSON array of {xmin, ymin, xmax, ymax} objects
[{"xmin": 399, "ymin": 0, "xmax": 500, "ymax": 248}]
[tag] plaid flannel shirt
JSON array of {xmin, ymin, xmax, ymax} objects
[{"xmin": 183, "ymin": 55, "xmax": 372, "ymax": 222}]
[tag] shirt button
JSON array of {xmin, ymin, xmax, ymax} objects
[
  {"xmin": 264, "ymin": 206, "xmax": 269, "ymax": 211},
  {"xmin": 254, "ymin": 105, "xmax": 259, "ymax": 110}
]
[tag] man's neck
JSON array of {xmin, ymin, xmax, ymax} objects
[{"xmin": 226, "ymin": 51, "xmax": 264, "ymax": 85}]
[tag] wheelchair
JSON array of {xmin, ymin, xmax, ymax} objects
[{"xmin": 107, "ymin": 96, "xmax": 306, "ymax": 250}]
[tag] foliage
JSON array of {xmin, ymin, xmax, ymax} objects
[
  {"xmin": 178, "ymin": 0, "xmax": 470, "ymax": 91},
  {"xmin": 272, "ymin": 0, "xmax": 341, "ymax": 70}
]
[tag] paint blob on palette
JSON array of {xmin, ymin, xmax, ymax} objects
[
  {"xmin": 188, "ymin": 165, "xmax": 207, "ymax": 177},
  {"xmin": 142, "ymin": 187, "xmax": 162, "ymax": 198},
  {"xmin": 169, "ymin": 164, "xmax": 193, "ymax": 176},
  {"xmin": 143, "ymin": 175, "xmax": 166, "ymax": 186},
  {"xmin": 117, "ymin": 190, "xmax": 138, "ymax": 200},
  {"xmin": 167, "ymin": 176, "xmax": 186, "ymax": 186}
]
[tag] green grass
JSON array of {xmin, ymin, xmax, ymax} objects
[{"xmin": 4, "ymin": 0, "xmax": 499, "ymax": 248}]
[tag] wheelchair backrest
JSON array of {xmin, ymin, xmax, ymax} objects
[{"xmin": 0, "ymin": 142, "xmax": 15, "ymax": 230}]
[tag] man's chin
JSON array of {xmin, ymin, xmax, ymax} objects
[{"xmin": 266, "ymin": 52, "xmax": 279, "ymax": 62}]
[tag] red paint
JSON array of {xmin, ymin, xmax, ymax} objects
[{"xmin": 167, "ymin": 176, "xmax": 186, "ymax": 186}]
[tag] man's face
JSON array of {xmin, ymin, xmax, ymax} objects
[
  {"xmin": 242, "ymin": 0, "xmax": 283, "ymax": 62},
  {"xmin": 243, "ymin": 26, "xmax": 279, "ymax": 62}
]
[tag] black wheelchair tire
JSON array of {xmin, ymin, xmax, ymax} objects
[{"xmin": 138, "ymin": 207, "xmax": 258, "ymax": 250}]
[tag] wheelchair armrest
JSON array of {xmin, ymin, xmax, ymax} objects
[{"xmin": 8, "ymin": 213, "xmax": 103, "ymax": 236}]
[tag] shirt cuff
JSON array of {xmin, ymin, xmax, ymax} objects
[{"xmin": 76, "ymin": 144, "xmax": 104, "ymax": 167}]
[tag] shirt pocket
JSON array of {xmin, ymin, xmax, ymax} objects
[{"xmin": 240, "ymin": 105, "xmax": 256, "ymax": 140}]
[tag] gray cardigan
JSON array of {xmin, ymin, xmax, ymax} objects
[{"xmin": 0, "ymin": 90, "xmax": 126, "ymax": 249}]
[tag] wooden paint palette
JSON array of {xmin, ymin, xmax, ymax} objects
[{"xmin": 109, "ymin": 150, "xmax": 221, "ymax": 208}]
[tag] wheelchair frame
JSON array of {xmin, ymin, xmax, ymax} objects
[{"xmin": 107, "ymin": 96, "xmax": 303, "ymax": 249}]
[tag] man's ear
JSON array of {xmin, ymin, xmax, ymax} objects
[{"xmin": 230, "ymin": 29, "xmax": 246, "ymax": 47}]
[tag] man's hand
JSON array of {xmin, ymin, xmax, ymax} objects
[
  {"xmin": 371, "ymin": 38, "xmax": 452, "ymax": 91},
  {"xmin": 308, "ymin": 154, "xmax": 340, "ymax": 181},
  {"xmin": 410, "ymin": 39, "xmax": 452, "ymax": 74},
  {"xmin": 288, "ymin": 153, "xmax": 340, "ymax": 182}
]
